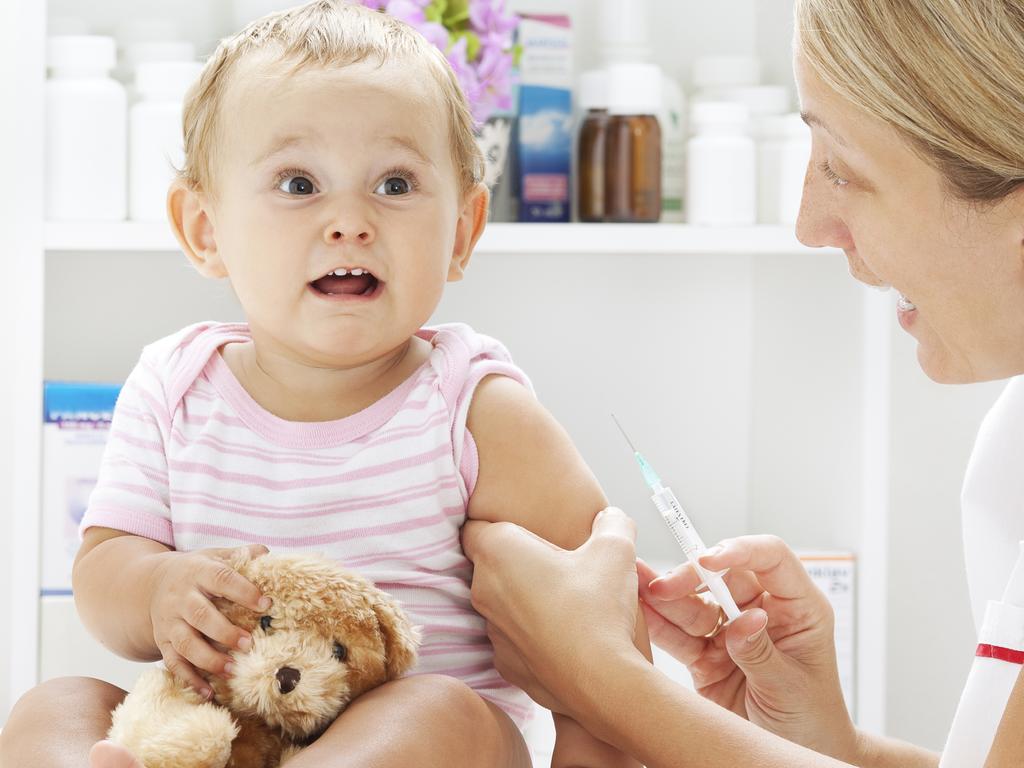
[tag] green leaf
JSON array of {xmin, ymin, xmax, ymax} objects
[
  {"xmin": 425, "ymin": 0, "xmax": 447, "ymax": 25},
  {"xmin": 443, "ymin": 0, "xmax": 471, "ymax": 27},
  {"xmin": 451, "ymin": 29, "xmax": 481, "ymax": 61}
]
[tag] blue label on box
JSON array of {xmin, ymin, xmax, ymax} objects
[
  {"xmin": 517, "ymin": 84, "xmax": 572, "ymax": 222},
  {"xmin": 44, "ymin": 381, "xmax": 122, "ymax": 425}
]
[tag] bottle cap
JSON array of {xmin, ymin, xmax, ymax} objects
[
  {"xmin": 124, "ymin": 41, "xmax": 197, "ymax": 72},
  {"xmin": 690, "ymin": 101, "xmax": 751, "ymax": 133},
  {"xmin": 579, "ymin": 69, "xmax": 609, "ymax": 111},
  {"xmin": 135, "ymin": 60, "xmax": 204, "ymax": 100},
  {"xmin": 607, "ymin": 62, "xmax": 662, "ymax": 116},
  {"xmin": 754, "ymin": 112, "xmax": 810, "ymax": 140},
  {"xmin": 599, "ymin": 0, "xmax": 652, "ymax": 60},
  {"xmin": 47, "ymin": 35, "xmax": 117, "ymax": 74},
  {"xmin": 691, "ymin": 56, "xmax": 761, "ymax": 89},
  {"xmin": 695, "ymin": 85, "xmax": 790, "ymax": 117}
]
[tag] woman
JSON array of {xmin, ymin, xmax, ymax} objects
[{"xmin": 463, "ymin": 1, "xmax": 1024, "ymax": 766}]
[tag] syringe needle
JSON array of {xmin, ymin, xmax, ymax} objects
[{"xmin": 611, "ymin": 413, "xmax": 638, "ymax": 453}]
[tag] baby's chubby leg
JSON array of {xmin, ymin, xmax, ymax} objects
[
  {"xmin": 285, "ymin": 673, "xmax": 531, "ymax": 768},
  {"xmin": 0, "ymin": 676, "xmax": 128, "ymax": 768}
]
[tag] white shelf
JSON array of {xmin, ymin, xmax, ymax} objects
[{"xmin": 44, "ymin": 221, "xmax": 821, "ymax": 256}]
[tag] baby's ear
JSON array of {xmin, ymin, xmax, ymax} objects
[
  {"xmin": 371, "ymin": 593, "xmax": 420, "ymax": 679},
  {"xmin": 167, "ymin": 179, "xmax": 226, "ymax": 279}
]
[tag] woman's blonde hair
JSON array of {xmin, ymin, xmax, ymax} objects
[
  {"xmin": 179, "ymin": 0, "xmax": 483, "ymax": 195},
  {"xmin": 795, "ymin": 0, "xmax": 1024, "ymax": 202}
]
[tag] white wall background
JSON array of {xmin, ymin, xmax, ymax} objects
[{"xmin": 0, "ymin": 0, "xmax": 1010, "ymax": 755}]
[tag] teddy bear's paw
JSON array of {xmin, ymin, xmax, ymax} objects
[
  {"xmin": 89, "ymin": 740, "xmax": 143, "ymax": 768},
  {"xmin": 111, "ymin": 703, "xmax": 239, "ymax": 768},
  {"xmin": 277, "ymin": 744, "xmax": 304, "ymax": 766}
]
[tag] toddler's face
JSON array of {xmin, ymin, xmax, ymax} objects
[{"xmin": 200, "ymin": 57, "xmax": 479, "ymax": 367}]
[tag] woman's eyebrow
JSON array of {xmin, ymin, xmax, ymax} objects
[{"xmin": 801, "ymin": 111, "xmax": 848, "ymax": 147}]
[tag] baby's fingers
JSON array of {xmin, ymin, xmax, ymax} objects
[
  {"xmin": 159, "ymin": 639, "xmax": 213, "ymax": 700},
  {"xmin": 184, "ymin": 593, "xmax": 253, "ymax": 654},
  {"xmin": 166, "ymin": 619, "xmax": 235, "ymax": 679},
  {"xmin": 197, "ymin": 556, "xmax": 271, "ymax": 614}
]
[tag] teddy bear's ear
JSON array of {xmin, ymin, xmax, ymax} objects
[{"xmin": 371, "ymin": 593, "xmax": 420, "ymax": 680}]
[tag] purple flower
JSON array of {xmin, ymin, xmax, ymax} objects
[{"xmin": 362, "ymin": 0, "xmax": 518, "ymax": 124}]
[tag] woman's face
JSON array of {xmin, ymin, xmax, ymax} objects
[{"xmin": 794, "ymin": 49, "xmax": 1024, "ymax": 384}]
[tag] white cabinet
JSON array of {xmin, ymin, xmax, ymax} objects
[{"xmin": 0, "ymin": 0, "xmax": 1002, "ymax": 754}]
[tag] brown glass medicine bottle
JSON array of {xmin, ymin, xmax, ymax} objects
[
  {"xmin": 577, "ymin": 70, "xmax": 609, "ymax": 222},
  {"xmin": 603, "ymin": 62, "xmax": 662, "ymax": 223}
]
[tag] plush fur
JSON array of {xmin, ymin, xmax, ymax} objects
[{"xmin": 107, "ymin": 552, "xmax": 420, "ymax": 768}]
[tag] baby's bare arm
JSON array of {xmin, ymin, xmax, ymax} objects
[
  {"xmin": 466, "ymin": 375, "xmax": 648, "ymax": 768},
  {"xmin": 73, "ymin": 527, "xmax": 270, "ymax": 694}
]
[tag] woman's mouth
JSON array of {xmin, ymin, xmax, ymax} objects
[
  {"xmin": 896, "ymin": 293, "xmax": 917, "ymax": 312},
  {"xmin": 896, "ymin": 292, "xmax": 918, "ymax": 331},
  {"xmin": 309, "ymin": 267, "xmax": 382, "ymax": 301}
]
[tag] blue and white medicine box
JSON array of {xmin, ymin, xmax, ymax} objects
[
  {"xmin": 516, "ymin": 14, "xmax": 573, "ymax": 223},
  {"xmin": 42, "ymin": 381, "xmax": 122, "ymax": 595}
]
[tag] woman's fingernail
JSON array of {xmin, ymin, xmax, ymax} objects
[
  {"xmin": 258, "ymin": 597, "xmax": 272, "ymax": 611},
  {"xmin": 201, "ymin": 687, "xmax": 213, "ymax": 700},
  {"xmin": 747, "ymin": 614, "xmax": 769, "ymax": 644},
  {"xmin": 224, "ymin": 662, "xmax": 237, "ymax": 677},
  {"xmin": 237, "ymin": 635, "xmax": 252, "ymax": 652},
  {"xmin": 699, "ymin": 546, "xmax": 724, "ymax": 562}
]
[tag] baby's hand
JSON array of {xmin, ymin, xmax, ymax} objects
[{"xmin": 148, "ymin": 544, "xmax": 270, "ymax": 697}]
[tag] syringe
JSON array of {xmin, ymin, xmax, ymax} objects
[{"xmin": 613, "ymin": 415, "xmax": 741, "ymax": 621}]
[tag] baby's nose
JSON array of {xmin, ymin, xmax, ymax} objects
[{"xmin": 276, "ymin": 666, "xmax": 301, "ymax": 694}]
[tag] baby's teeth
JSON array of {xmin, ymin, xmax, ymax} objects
[
  {"xmin": 350, "ymin": 268, "xmax": 364, "ymax": 276},
  {"xmin": 332, "ymin": 269, "xmax": 348, "ymax": 277}
]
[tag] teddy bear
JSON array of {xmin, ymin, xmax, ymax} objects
[{"xmin": 105, "ymin": 551, "xmax": 420, "ymax": 768}]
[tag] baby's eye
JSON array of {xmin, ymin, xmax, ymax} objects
[
  {"xmin": 375, "ymin": 176, "xmax": 412, "ymax": 196},
  {"xmin": 260, "ymin": 616, "xmax": 273, "ymax": 632},
  {"xmin": 277, "ymin": 174, "xmax": 317, "ymax": 196},
  {"xmin": 333, "ymin": 642, "xmax": 348, "ymax": 662}
]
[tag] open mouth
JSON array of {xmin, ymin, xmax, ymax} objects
[{"xmin": 309, "ymin": 267, "xmax": 381, "ymax": 299}]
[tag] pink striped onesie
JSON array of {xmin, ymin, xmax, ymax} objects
[{"xmin": 79, "ymin": 321, "xmax": 535, "ymax": 727}]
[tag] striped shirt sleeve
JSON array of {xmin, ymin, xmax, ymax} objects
[{"xmin": 80, "ymin": 354, "xmax": 174, "ymax": 547}]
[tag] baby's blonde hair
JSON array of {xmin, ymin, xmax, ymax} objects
[
  {"xmin": 795, "ymin": 0, "xmax": 1024, "ymax": 202},
  {"xmin": 179, "ymin": 0, "xmax": 483, "ymax": 196}
]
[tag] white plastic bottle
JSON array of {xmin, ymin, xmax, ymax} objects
[
  {"xmin": 659, "ymin": 73, "xmax": 687, "ymax": 223},
  {"xmin": 686, "ymin": 101, "xmax": 756, "ymax": 226},
  {"xmin": 129, "ymin": 61, "xmax": 204, "ymax": 221},
  {"xmin": 757, "ymin": 113, "xmax": 812, "ymax": 225},
  {"xmin": 46, "ymin": 36, "xmax": 127, "ymax": 221}
]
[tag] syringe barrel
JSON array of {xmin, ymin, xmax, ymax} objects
[{"xmin": 650, "ymin": 486, "xmax": 708, "ymax": 552}]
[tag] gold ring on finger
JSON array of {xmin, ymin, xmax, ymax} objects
[{"xmin": 702, "ymin": 606, "xmax": 727, "ymax": 639}]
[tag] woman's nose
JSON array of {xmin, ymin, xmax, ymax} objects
[{"xmin": 794, "ymin": 165, "xmax": 854, "ymax": 251}]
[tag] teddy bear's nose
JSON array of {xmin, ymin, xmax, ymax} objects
[{"xmin": 276, "ymin": 667, "xmax": 301, "ymax": 694}]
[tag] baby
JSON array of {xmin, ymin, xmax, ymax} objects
[{"xmin": 0, "ymin": 2, "xmax": 646, "ymax": 767}]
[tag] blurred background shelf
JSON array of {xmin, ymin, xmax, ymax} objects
[{"xmin": 45, "ymin": 221, "xmax": 822, "ymax": 256}]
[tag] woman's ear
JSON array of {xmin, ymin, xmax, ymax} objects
[
  {"xmin": 167, "ymin": 180, "xmax": 227, "ymax": 278},
  {"xmin": 448, "ymin": 183, "xmax": 490, "ymax": 282}
]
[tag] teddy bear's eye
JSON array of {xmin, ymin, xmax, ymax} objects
[
  {"xmin": 260, "ymin": 616, "xmax": 272, "ymax": 632},
  {"xmin": 333, "ymin": 642, "xmax": 347, "ymax": 662}
]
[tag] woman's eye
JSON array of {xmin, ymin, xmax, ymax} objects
[
  {"xmin": 333, "ymin": 642, "xmax": 348, "ymax": 662},
  {"xmin": 376, "ymin": 176, "xmax": 412, "ymax": 196},
  {"xmin": 277, "ymin": 175, "xmax": 316, "ymax": 195},
  {"xmin": 260, "ymin": 616, "xmax": 273, "ymax": 631},
  {"xmin": 818, "ymin": 160, "xmax": 849, "ymax": 188}
]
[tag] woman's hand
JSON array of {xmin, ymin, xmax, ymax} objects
[
  {"xmin": 148, "ymin": 544, "xmax": 271, "ymax": 696},
  {"xmin": 638, "ymin": 535, "xmax": 859, "ymax": 762},
  {"xmin": 462, "ymin": 508, "xmax": 644, "ymax": 719}
]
